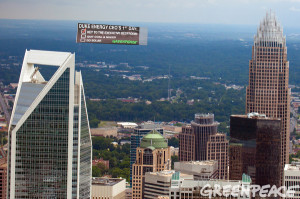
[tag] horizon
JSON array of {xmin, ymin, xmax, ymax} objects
[{"xmin": 1, "ymin": 0, "xmax": 300, "ymax": 27}]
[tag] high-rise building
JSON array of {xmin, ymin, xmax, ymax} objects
[
  {"xmin": 0, "ymin": 148, "xmax": 7, "ymax": 199},
  {"xmin": 245, "ymin": 11, "xmax": 290, "ymax": 173},
  {"xmin": 7, "ymin": 50, "xmax": 92, "ymax": 198},
  {"xmin": 179, "ymin": 125, "xmax": 194, "ymax": 161},
  {"xmin": 179, "ymin": 114, "xmax": 228, "ymax": 179},
  {"xmin": 192, "ymin": 114, "xmax": 219, "ymax": 161},
  {"xmin": 132, "ymin": 130, "xmax": 171, "ymax": 199},
  {"xmin": 229, "ymin": 113, "xmax": 281, "ymax": 187},
  {"xmin": 206, "ymin": 133, "xmax": 228, "ymax": 180},
  {"xmin": 130, "ymin": 127, "xmax": 163, "ymax": 184}
]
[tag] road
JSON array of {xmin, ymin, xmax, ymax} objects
[{"xmin": 0, "ymin": 93, "xmax": 11, "ymax": 125}]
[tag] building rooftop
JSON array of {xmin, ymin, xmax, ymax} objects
[
  {"xmin": 92, "ymin": 177, "xmax": 124, "ymax": 186},
  {"xmin": 285, "ymin": 162, "xmax": 300, "ymax": 171},
  {"xmin": 231, "ymin": 113, "xmax": 280, "ymax": 121},
  {"xmin": 180, "ymin": 160, "xmax": 217, "ymax": 166},
  {"xmin": 140, "ymin": 130, "xmax": 168, "ymax": 149}
]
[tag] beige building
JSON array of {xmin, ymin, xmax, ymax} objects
[
  {"xmin": 284, "ymin": 162, "xmax": 300, "ymax": 199},
  {"xmin": 144, "ymin": 170, "xmax": 251, "ymax": 199},
  {"xmin": 91, "ymin": 178, "xmax": 126, "ymax": 199},
  {"xmin": 132, "ymin": 130, "xmax": 171, "ymax": 199},
  {"xmin": 245, "ymin": 11, "xmax": 290, "ymax": 176},
  {"xmin": 91, "ymin": 127, "xmax": 118, "ymax": 137},
  {"xmin": 174, "ymin": 160, "xmax": 218, "ymax": 180}
]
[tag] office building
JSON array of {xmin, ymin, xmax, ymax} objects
[
  {"xmin": 144, "ymin": 171, "xmax": 193, "ymax": 199},
  {"xmin": 206, "ymin": 133, "xmax": 229, "ymax": 179},
  {"xmin": 174, "ymin": 160, "xmax": 218, "ymax": 180},
  {"xmin": 284, "ymin": 162, "xmax": 300, "ymax": 199},
  {"xmin": 179, "ymin": 114, "xmax": 228, "ymax": 179},
  {"xmin": 0, "ymin": 148, "xmax": 7, "ymax": 199},
  {"xmin": 7, "ymin": 50, "xmax": 92, "ymax": 198},
  {"xmin": 130, "ymin": 127, "xmax": 163, "ymax": 184},
  {"xmin": 132, "ymin": 130, "xmax": 171, "ymax": 199},
  {"xmin": 91, "ymin": 177, "xmax": 126, "ymax": 199},
  {"xmin": 144, "ymin": 170, "xmax": 251, "ymax": 199},
  {"xmin": 245, "ymin": 11, "xmax": 290, "ymax": 174},
  {"xmin": 229, "ymin": 113, "xmax": 281, "ymax": 187},
  {"xmin": 179, "ymin": 125, "xmax": 194, "ymax": 161}
]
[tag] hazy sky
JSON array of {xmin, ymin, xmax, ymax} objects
[{"xmin": 0, "ymin": 0, "xmax": 300, "ymax": 26}]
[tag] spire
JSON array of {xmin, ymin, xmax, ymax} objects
[{"xmin": 254, "ymin": 11, "xmax": 285, "ymax": 46}]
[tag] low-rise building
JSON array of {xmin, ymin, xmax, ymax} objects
[
  {"xmin": 174, "ymin": 160, "xmax": 218, "ymax": 180},
  {"xmin": 284, "ymin": 162, "xmax": 300, "ymax": 199},
  {"xmin": 92, "ymin": 177, "xmax": 126, "ymax": 199}
]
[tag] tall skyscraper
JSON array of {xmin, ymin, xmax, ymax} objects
[
  {"xmin": 132, "ymin": 130, "xmax": 171, "ymax": 199},
  {"xmin": 0, "ymin": 148, "xmax": 7, "ymax": 199},
  {"xmin": 7, "ymin": 50, "xmax": 92, "ymax": 198},
  {"xmin": 246, "ymin": 12, "xmax": 290, "ymax": 171},
  {"xmin": 179, "ymin": 113, "xmax": 228, "ymax": 179},
  {"xmin": 229, "ymin": 114, "xmax": 281, "ymax": 187}
]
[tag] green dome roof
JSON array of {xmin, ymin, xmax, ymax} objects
[{"xmin": 140, "ymin": 130, "xmax": 168, "ymax": 149}]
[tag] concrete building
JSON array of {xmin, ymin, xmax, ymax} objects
[
  {"xmin": 174, "ymin": 160, "xmax": 218, "ymax": 180},
  {"xmin": 144, "ymin": 170, "xmax": 251, "ymax": 199},
  {"xmin": 132, "ymin": 130, "xmax": 171, "ymax": 199},
  {"xmin": 284, "ymin": 162, "xmax": 300, "ymax": 199},
  {"xmin": 0, "ymin": 148, "xmax": 7, "ymax": 199},
  {"xmin": 245, "ymin": 11, "xmax": 290, "ymax": 177},
  {"xmin": 130, "ymin": 127, "xmax": 163, "ymax": 184},
  {"xmin": 229, "ymin": 113, "xmax": 281, "ymax": 187},
  {"xmin": 144, "ymin": 170, "xmax": 193, "ymax": 199},
  {"xmin": 179, "ymin": 114, "xmax": 228, "ymax": 179},
  {"xmin": 91, "ymin": 178, "xmax": 126, "ymax": 199},
  {"xmin": 7, "ymin": 50, "xmax": 92, "ymax": 198}
]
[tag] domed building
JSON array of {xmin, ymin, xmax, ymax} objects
[{"xmin": 132, "ymin": 130, "xmax": 171, "ymax": 199}]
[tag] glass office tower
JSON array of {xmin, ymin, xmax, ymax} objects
[{"xmin": 7, "ymin": 50, "xmax": 92, "ymax": 198}]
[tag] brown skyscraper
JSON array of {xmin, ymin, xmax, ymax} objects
[
  {"xmin": 246, "ymin": 12, "xmax": 290, "ymax": 171},
  {"xmin": 179, "ymin": 114, "xmax": 228, "ymax": 179}
]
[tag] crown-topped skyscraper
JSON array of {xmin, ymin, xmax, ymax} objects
[{"xmin": 246, "ymin": 11, "xmax": 290, "ymax": 178}]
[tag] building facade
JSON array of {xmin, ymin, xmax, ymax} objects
[
  {"xmin": 7, "ymin": 50, "xmax": 92, "ymax": 198},
  {"xmin": 130, "ymin": 127, "xmax": 163, "ymax": 184},
  {"xmin": 179, "ymin": 125, "xmax": 195, "ymax": 161},
  {"xmin": 245, "ymin": 11, "xmax": 290, "ymax": 174},
  {"xmin": 0, "ymin": 148, "xmax": 7, "ymax": 199},
  {"xmin": 206, "ymin": 133, "xmax": 229, "ymax": 180},
  {"xmin": 132, "ymin": 130, "xmax": 171, "ymax": 199},
  {"xmin": 229, "ymin": 114, "xmax": 281, "ymax": 187}
]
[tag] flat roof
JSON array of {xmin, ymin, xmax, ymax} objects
[{"xmin": 92, "ymin": 178, "xmax": 124, "ymax": 186}]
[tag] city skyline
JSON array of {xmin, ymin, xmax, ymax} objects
[{"xmin": 0, "ymin": 0, "xmax": 300, "ymax": 27}]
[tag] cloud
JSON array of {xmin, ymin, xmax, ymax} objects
[{"xmin": 290, "ymin": 6, "xmax": 300, "ymax": 11}]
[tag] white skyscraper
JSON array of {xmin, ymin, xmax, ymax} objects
[{"xmin": 7, "ymin": 50, "xmax": 92, "ymax": 198}]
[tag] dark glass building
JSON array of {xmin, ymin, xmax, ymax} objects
[{"xmin": 229, "ymin": 113, "xmax": 281, "ymax": 187}]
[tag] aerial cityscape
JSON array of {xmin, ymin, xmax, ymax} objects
[{"xmin": 1, "ymin": 0, "xmax": 300, "ymax": 199}]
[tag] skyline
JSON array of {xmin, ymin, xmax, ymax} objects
[{"xmin": 0, "ymin": 0, "xmax": 300, "ymax": 27}]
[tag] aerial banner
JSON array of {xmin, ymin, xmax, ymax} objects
[{"xmin": 76, "ymin": 23, "xmax": 148, "ymax": 45}]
